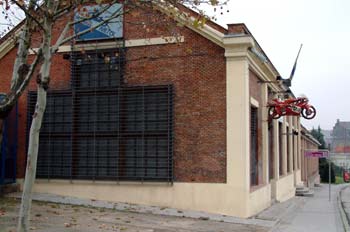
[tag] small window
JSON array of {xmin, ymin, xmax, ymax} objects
[
  {"xmin": 287, "ymin": 126, "xmax": 290, "ymax": 173},
  {"xmin": 250, "ymin": 106, "xmax": 259, "ymax": 186},
  {"xmin": 72, "ymin": 50, "xmax": 124, "ymax": 90},
  {"xmin": 268, "ymin": 123, "xmax": 274, "ymax": 181},
  {"xmin": 279, "ymin": 122, "xmax": 283, "ymax": 176}
]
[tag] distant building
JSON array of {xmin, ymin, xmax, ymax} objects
[
  {"xmin": 321, "ymin": 129, "xmax": 332, "ymax": 148},
  {"xmin": 328, "ymin": 119, "xmax": 350, "ymax": 168},
  {"xmin": 332, "ymin": 119, "xmax": 350, "ymax": 153}
]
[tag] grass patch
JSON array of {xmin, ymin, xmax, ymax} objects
[{"xmin": 335, "ymin": 176, "xmax": 345, "ymax": 184}]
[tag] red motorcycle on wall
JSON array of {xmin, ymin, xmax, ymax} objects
[
  {"xmin": 268, "ymin": 96, "xmax": 316, "ymax": 120},
  {"xmin": 343, "ymin": 170, "xmax": 350, "ymax": 183}
]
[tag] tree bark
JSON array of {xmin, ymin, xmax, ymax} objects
[{"xmin": 17, "ymin": 3, "xmax": 54, "ymax": 230}]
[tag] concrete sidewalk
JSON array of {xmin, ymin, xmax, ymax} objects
[
  {"xmin": 7, "ymin": 192, "xmax": 276, "ymax": 228},
  {"xmin": 265, "ymin": 184, "xmax": 345, "ymax": 232},
  {"xmin": 339, "ymin": 184, "xmax": 350, "ymax": 231},
  {"xmin": 3, "ymin": 184, "xmax": 346, "ymax": 232}
]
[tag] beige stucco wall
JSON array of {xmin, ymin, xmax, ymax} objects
[
  {"xmin": 248, "ymin": 184, "xmax": 271, "ymax": 216},
  {"xmin": 275, "ymin": 173, "xmax": 295, "ymax": 202},
  {"xmin": 294, "ymin": 169, "xmax": 302, "ymax": 186},
  {"xmin": 33, "ymin": 180, "xmax": 251, "ymax": 217}
]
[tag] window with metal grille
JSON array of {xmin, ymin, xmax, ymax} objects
[
  {"xmin": 287, "ymin": 126, "xmax": 290, "ymax": 173},
  {"xmin": 71, "ymin": 50, "xmax": 123, "ymax": 90},
  {"xmin": 250, "ymin": 106, "xmax": 259, "ymax": 186},
  {"xmin": 279, "ymin": 122, "xmax": 283, "ymax": 176},
  {"xmin": 27, "ymin": 49, "xmax": 173, "ymax": 182},
  {"xmin": 293, "ymin": 134, "xmax": 296, "ymax": 171},
  {"xmin": 28, "ymin": 86, "xmax": 173, "ymax": 181},
  {"xmin": 268, "ymin": 123, "xmax": 274, "ymax": 181},
  {"xmin": 268, "ymin": 87, "xmax": 274, "ymax": 181}
]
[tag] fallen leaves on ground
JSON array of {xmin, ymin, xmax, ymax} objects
[{"xmin": 0, "ymin": 210, "xmax": 5, "ymax": 216}]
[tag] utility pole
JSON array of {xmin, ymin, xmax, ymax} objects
[{"xmin": 328, "ymin": 144, "xmax": 331, "ymax": 202}]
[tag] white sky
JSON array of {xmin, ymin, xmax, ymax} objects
[{"xmin": 213, "ymin": 0, "xmax": 350, "ymax": 130}]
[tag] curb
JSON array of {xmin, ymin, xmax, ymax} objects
[{"xmin": 338, "ymin": 185, "xmax": 350, "ymax": 232}]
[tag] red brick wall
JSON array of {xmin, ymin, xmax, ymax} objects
[{"xmin": 0, "ymin": 5, "xmax": 227, "ymax": 183}]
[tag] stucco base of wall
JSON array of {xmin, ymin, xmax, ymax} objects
[
  {"xmin": 248, "ymin": 184, "xmax": 271, "ymax": 217},
  {"xmin": 294, "ymin": 169, "xmax": 302, "ymax": 186},
  {"xmin": 307, "ymin": 173, "xmax": 320, "ymax": 188},
  {"xmin": 31, "ymin": 180, "xmax": 257, "ymax": 218},
  {"xmin": 275, "ymin": 173, "xmax": 295, "ymax": 202}
]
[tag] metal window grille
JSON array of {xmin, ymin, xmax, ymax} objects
[
  {"xmin": 27, "ymin": 49, "xmax": 174, "ymax": 182},
  {"xmin": 71, "ymin": 49, "xmax": 124, "ymax": 90},
  {"xmin": 279, "ymin": 122, "xmax": 283, "ymax": 176},
  {"xmin": 293, "ymin": 135, "xmax": 296, "ymax": 171},
  {"xmin": 268, "ymin": 124, "xmax": 274, "ymax": 180},
  {"xmin": 287, "ymin": 126, "xmax": 290, "ymax": 173},
  {"xmin": 250, "ymin": 106, "xmax": 258, "ymax": 186},
  {"xmin": 267, "ymin": 87, "xmax": 274, "ymax": 181}
]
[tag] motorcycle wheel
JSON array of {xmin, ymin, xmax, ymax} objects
[
  {"xmin": 268, "ymin": 106, "xmax": 281, "ymax": 119},
  {"xmin": 301, "ymin": 106, "xmax": 316, "ymax": 119}
]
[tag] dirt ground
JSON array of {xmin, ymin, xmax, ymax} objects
[{"xmin": 0, "ymin": 197, "xmax": 268, "ymax": 232}]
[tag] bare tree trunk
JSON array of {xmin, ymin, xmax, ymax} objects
[
  {"xmin": 17, "ymin": 6, "xmax": 53, "ymax": 231},
  {"xmin": 17, "ymin": 87, "xmax": 47, "ymax": 232}
]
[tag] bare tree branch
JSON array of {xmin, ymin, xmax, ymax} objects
[
  {"xmin": 11, "ymin": 0, "xmax": 45, "ymax": 31},
  {"xmin": 10, "ymin": 0, "xmax": 37, "ymax": 90},
  {"xmin": 52, "ymin": 1, "xmax": 75, "ymax": 20},
  {"xmin": 0, "ymin": 49, "xmax": 42, "ymax": 117},
  {"xmin": 51, "ymin": 22, "xmax": 69, "ymax": 53}
]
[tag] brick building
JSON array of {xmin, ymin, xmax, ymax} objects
[
  {"xmin": 326, "ymin": 119, "xmax": 350, "ymax": 168},
  {"xmin": 0, "ymin": 3, "xmax": 320, "ymax": 218},
  {"xmin": 332, "ymin": 119, "xmax": 350, "ymax": 153}
]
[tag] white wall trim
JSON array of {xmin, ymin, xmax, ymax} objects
[
  {"xmin": 0, "ymin": 26, "xmax": 23, "ymax": 60},
  {"xmin": 29, "ymin": 36, "xmax": 185, "ymax": 54},
  {"xmin": 250, "ymin": 97, "xmax": 259, "ymax": 108}
]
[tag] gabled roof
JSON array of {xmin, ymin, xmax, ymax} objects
[
  {"xmin": 338, "ymin": 121, "xmax": 350, "ymax": 129},
  {"xmin": 301, "ymin": 125, "xmax": 322, "ymax": 146}
]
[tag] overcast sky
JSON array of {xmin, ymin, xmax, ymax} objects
[{"xmin": 212, "ymin": 0, "xmax": 350, "ymax": 130}]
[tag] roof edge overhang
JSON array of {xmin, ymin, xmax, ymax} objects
[{"xmin": 0, "ymin": 23, "xmax": 23, "ymax": 60}]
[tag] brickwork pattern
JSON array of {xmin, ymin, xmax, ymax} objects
[{"xmin": 0, "ymin": 5, "xmax": 227, "ymax": 183}]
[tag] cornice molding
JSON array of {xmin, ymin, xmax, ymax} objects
[{"xmin": 223, "ymin": 35, "xmax": 254, "ymax": 58}]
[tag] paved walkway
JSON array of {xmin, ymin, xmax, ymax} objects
[
  {"xmin": 340, "ymin": 184, "xmax": 350, "ymax": 231},
  {"xmin": 0, "ymin": 197, "xmax": 270, "ymax": 232},
  {"xmin": 268, "ymin": 184, "xmax": 345, "ymax": 232},
  {"xmin": 2, "ymin": 184, "xmax": 347, "ymax": 232}
]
